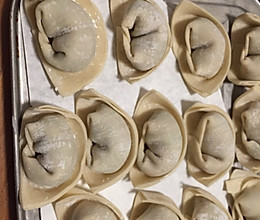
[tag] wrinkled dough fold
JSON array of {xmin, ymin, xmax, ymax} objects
[
  {"xmin": 171, "ymin": 0, "xmax": 231, "ymax": 97},
  {"xmin": 228, "ymin": 13, "xmax": 260, "ymax": 86},
  {"xmin": 232, "ymin": 86, "xmax": 260, "ymax": 172},
  {"xmin": 35, "ymin": 0, "xmax": 96, "ymax": 72},
  {"xmin": 136, "ymin": 204, "xmax": 179, "ymax": 220},
  {"xmin": 19, "ymin": 105, "xmax": 87, "ymax": 210},
  {"xmin": 122, "ymin": 0, "xmax": 168, "ymax": 71},
  {"xmin": 241, "ymin": 101, "xmax": 260, "ymax": 160},
  {"xmin": 22, "ymin": 114, "xmax": 78, "ymax": 188},
  {"xmin": 87, "ymin": 103, "xmax": 131, "ymax": 174},
  {"xmin": 137, "ymin": 109, "xmax": 182, "ymax": 177},
  {"xmin": 240, "ymin": 27, "xmax": 260, "ymax": 81},
  {"xmin": 235, "ymin": 183, "xmax": 260, "ymax": 220},
  {"xmin": 192, "ymin": 197, "xmax": 229, "ymax": 220},
  {"xmin": 182, "ymin": 187, "xmax": 232, "ymax": 220},
  {"xmin": 195, "ymin": 112, "xmax": 234, "ymax": 174},
  {"xmin": 225, "ymin": 169, "xmax": 260, "ymax": 220},
  {"xmin": 185, "ymin": 17, "xmax": 225, "ymax": 78},
  {"xmin": 71, "ymin": 200, "xmax": 118, "ymax": 220},
  {"xmin": 130, "ymin": 190, "xmax": 185, "ymax": 220},
  {"xmin": 54, "ymin": 188, "xmax": 124, "ymax": 220}
]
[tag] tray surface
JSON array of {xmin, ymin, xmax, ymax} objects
[{"xmin": 10, "ymin": 0, "xmax": 260, "ymax": 219}]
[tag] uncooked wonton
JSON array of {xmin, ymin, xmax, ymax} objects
[
  {"xmin": 171, "ymin": 0, "xmax": 231, "ymax": 97},
  {"xmin": 182, "ymin": 187, "xmax": 232, "ymax": 220},
  {"xmin": 228, "ymin": 13, "xmax": 260, "ymax": 86},
  {"xmin": 75, "ymin": 89, "xmax": 138, "ymax": 193},
  {"xmin": 54, "ymin": 188, "xmax": 124, "ymax": 220},
  {"xmin": 130, "ymin": 190, "xmax": 185, "ymax": 220},
  {"xmin": 24, "ymin": 0, "xmax": 107, "ymax": 96},
  {"xmin": 184, "ymin": 102, "xmax": 235, "ymax": 186},
  {"xmin": 19, "ymin": 105, "xmax": 87, "ymax": 210},
  {"xmin": 110, "ymin": 0, "xmax": 171, "ymax": 83},
  {"xmin": 225, "ymin": 169, "xmax": 260, "ymax": 220},
  {"xmin": 130, "ymin": 90, "xmax": 187, "ymax": 188},
  {"xmin": 232, "ymin": 86, "xmax": 260, "ymax": 173}
]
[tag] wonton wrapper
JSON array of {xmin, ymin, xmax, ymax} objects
[
  {"xmin": 19, "ymin": 105, "xmax": 87, "ymax": 210},
  {"xmin": 228, "ymin": 13, "xmax": 260, "ymax": 86},
  {"xmin": 75, "ymin": 89, "xmax": 138, "ymax": 193},
  {"xmin": 130, "ymin": 190, "xmax": 185, "ymax": 220},
  {"xmin": 225, "ymin": 169, "xmax": 260, "ymax": 220},
  {"xmin": 130, "ymin": 90, "xmax": 187, "ymax": 188},
  {"xmin": 232, "ymin": 86, "xmax": 260, "ymax": 173},
  {"xmin": 184, "ymin": 102, "xmax": 235, "ymax": 186},
  {"xmin": 171, "ymin": 0, "xmax": 231, "ymax": 97},
  {"xmin": 182, "ymin": 187, "xmax": 232, "ymax": 220},
  {"xmin": 24, "ymin": 0, "xmax": 107, "ymax": 96},
  {"xmin": 110, "ymin": 0, "xmax": 171, "ymax": 83},
  {"xmin": 54, "ymin": 187, "xmax": 124, "ymax": 220}
]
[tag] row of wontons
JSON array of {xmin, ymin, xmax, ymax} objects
[
  {"xmin": 49, "ymin": 186, "xmax": 232, "ymax": 220},
  {"xmin": 27, "ymin": 173, "xmax": 260, "ymax": 220},
  {"xmin": 20, "ymin": 86, "xmax": 260, "ymax": 219},
  {"xmin": 24, "ymin": 0, "xmax": 260, "ymax": 97}
]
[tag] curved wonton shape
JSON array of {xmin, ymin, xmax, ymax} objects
[
  {"xmin": 75, "ymin": 89, "xmax": 138, "ymax": 193},
  {"xmin": 35, "ymin": 0, "xmax": 96, "ymax": 73},
  {"xmin": 87, "ymin": 103, "xmax": 131, "ymax": 174},
  {"xmin": 182, "ymin": 187, "xmax": 232, "ymax": 220},
  {"xmin": 171, "ymin": 0, "xmax": 231, "ymax": 97},
  {"xmin": 184, "ymin": 102, "xmax": 235, "ymax": 186},
  {"xmin": 130, "ymin": 190, "xmax": 185, "ymax": 220},
  {"xmin": 232, "ymin": 86, "xmax": 260, "ymax": 173},
  {"xmin": 228, "ymin": 13, "xmax": 260, "ymax": 86},
  {"xmin": 225, "ymin": 169, "xmax": 260, "ymax": 220},
  {"xmin": 241, "ymin": 102, "xmax": 260, "ymax": 158},
  {"xmin": 130, "ymin": 90, "xmax": 187, "ymax": 188},
  {"xmin": 54, "ymin": 188, "xmax": 124, "ymax": 220},
  {"xmin": 19, "ymin": 105, "xmax": 87, "ymax": 210},
  {"xmin": 110, "ymin": 0, "xmax": 171, "ymax": 83},
  {"xmin": 24, "ymin": 0, "xmax": 107, "ymax": 96}
]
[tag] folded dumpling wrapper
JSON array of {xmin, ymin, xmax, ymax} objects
[
  {"xmin": 182, "ymin": 187, "xmax": 232, "ymax": 220},
  {"xmin": 75, "ymin": 89, "xmax": 138, "ymax": 193},
  {"xmin": 110, "ymin": 0, "xmax": 171, "ymax": 83},
  {"xmin": 53, "ymin": 187, "xmax": 124, "ymax": 220},
  {"xmin": 184, "ymin": 102, "xmax": 235, "ymax": 186},
  {"xmin": 232, "ymin": 86, "xmax": 260, "ymax": 173},
  {"xmin": 19, "ymin": 105, "xmax": 87, "ymax": 210},
  {"xmin": 130, "ymin": 90, "xmax": 187, "ymax": 188},
  {"xmin": 228, "ymin": 13, "xmax": 260, "ymax": 86},
  {"xmin": 24, "ymin": 0, "xmax": 107, "ymax": 96},
  {"xmin": 225, "ymin": 169, "xmax": 260, "ymax": 220},
  {"xmin": 171, "ymin": 0, "xmax": 231, "ymax": 97},
  {"xmin": 130, "ymin": 190, "xmax": 185, "ymax": 220}
]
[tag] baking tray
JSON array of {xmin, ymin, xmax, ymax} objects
[
  {"xmin": 10, "ymin": 0, "xmax": 260, "ymax": 219},
  {"xmin": 10, "ymin": 0, "xmax": 40, "ymax": 219}
]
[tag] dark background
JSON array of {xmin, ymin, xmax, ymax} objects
[{"xmin": 0, "ymin": 0, "xmax": 16, "ymax": 219}]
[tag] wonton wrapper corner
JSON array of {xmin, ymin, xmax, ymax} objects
[
  {"xmin": 75, "ymin": 89, "xmax": 138, "ymax": 193},
  {"xmin": 171, "ymin": 0, "xmax": 231, "ymax": 97},
  {"xmin": 130, "ymin": 89, "xmax": 187, "ymax": 188},
  {"xmin": 225, "ymin": 169, "xmax": 260, "ymax": 220},
  {"xmin": 54, "ymin": 187, "xmax": 124, "ymax": 220},
  {"xmin": 19, "ymin": 105, "xmax": 87, "ymax": 210},
  {"xmin": 184, "ymin": 102, "xmax": 235, "ymax": 186},
  {"xmin": 232, "ymin": 86, "xmax": 260, "ymax": 173},
  {"xmin": 228, "ymin": 13, "xmax": 260, "ymax": 86},
  {"xmin": 130, "ymin": 190, "xmax": 185, "ymax": 220},
  {"xmin": 24, "ymin": 0, "xmax": 108, "ymax": 96},
  {"xmin": 182, "ymin": 187, "xmax": 232, "ymax": 220},
  {"xmin": 110, "ymin": 0, "xmax": 171, "ymax": 83}
]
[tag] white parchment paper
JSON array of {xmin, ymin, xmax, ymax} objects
[{"xmin": 19, "ymin": 0, "xmax": 260, "ymax": 219}]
